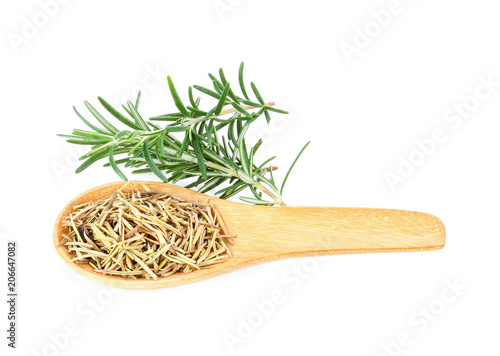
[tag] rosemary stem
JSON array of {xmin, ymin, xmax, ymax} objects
[{"xmin": 256, "ymin": 183, "xmax": 286, "ymax": 206}]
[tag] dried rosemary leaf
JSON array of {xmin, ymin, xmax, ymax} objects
[{"xmin": 63, "ymin": 188, "xmax": 236, "ymax": 279}]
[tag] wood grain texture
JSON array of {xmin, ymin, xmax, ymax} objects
[{"xmin": 53, "ymin": 181, "xmax": 446, "ymax": 289}]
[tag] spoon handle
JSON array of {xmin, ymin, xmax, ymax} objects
[{"xmin": 233, "ymin": 207, "xmax": 445, "ymax": 256}]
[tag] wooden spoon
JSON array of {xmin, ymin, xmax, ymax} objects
[{"xmin": 53, "ymin": 181, "xmax": 445, "ymax": 289}]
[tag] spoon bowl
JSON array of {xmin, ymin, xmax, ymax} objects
[{"xmin": 53, "ymin": 181, "xmax": 446, "ymax": 289}]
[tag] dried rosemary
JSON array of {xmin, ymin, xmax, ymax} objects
[{"xmin": 61, "ymin": 187, "xmax": 235, "ymax": 280}]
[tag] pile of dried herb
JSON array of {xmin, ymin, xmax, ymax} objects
[{"xmin": 61, "ymin": 187, "xmax": 234, "ymax": 280}]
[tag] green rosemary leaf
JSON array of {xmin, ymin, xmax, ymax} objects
[
  {"xmin": 238, "ymin": 62, "xmax": 250, "ymax": 100},
  {"xmin": 219, "ymin": 183, "xmax": 248, "ymax": 200},
  {"xmin": 248, "ymin": 185, "xmax": 263, "ymax": 200},
  {"xmin": 188, "ymin": 86, "xmax": 196, "ymax": 108},
  {"xmin": 170, "ymin": 172, "xmax": 188, "ymax": 184},
  {"xmin": 164, "ymin": 133, "xmax": 182, "ymax": 149},
  {"xmin": 187, "ymin": 106, "xmax": 207, "ymax": 116},
  {"xmin": 165, "ymin": 162, "xmax": 197, "ymax": 172},
  {"xmin": 80, "ymin": 142, "xmax": 113, "ymax": 160},
  {"xmin": 178, "ymin": 133, "xmax": 190, "ymax": 157},
  {"xmin": 250, "ymin": 82, "xmax": 264, "ymax": 105},
  {"xmin": 184, "ymin": 170, "xmax": 228, "ymax": 178},
  {"xmin": 127, "ymin": 101, "xmax": 150, "ymax": 131},
  {"xmin": 139, "ymin": 131, "xmax": 161, "ymax": 138},
  {"xmin": 84, "ymin": 101, "xmax": 119, "ymax": 134},
  {"xmin": 76, "ymin": 151, "xmax": 108, "ymax": 173},
  {"xmin": 167, "ymin": 76, "xmax": 190, "ymax": 118},
  {"xmin": 103, "ymin": 157, "xmax": 130, "ymax": 167},
  {"xmin": 191, "ymin": 129, "xmax": 209, "ymax": 143},
  {"xmin": 252, "ymin": 138, "xmax": 263, "ymax": 154},
  {"xmin": 242, "ymin": 115, "xmax": 259, "ymax": 124},
  {"xmin": 230, "ymin": 143, "xmax": 238, "ymax": 163},
  {"xmin": 215, "ymin": 122, "xmax": 228, "ymax": 131},
  {"xmin": 72, "ymin": 129, "xmax": 114, "ymax": 139},
  {"xmin": 143, "ymin": 141, "xmax": 168, "ymax": 182},
  {"xmin": 211, "ymin": 121, "xmax": 220, "ymax": 149},
  {"xmin": 205, "ymin": 106, "xmax": 216, "ymax": 119},
  {"xmin": 222, "ymin": 154, "xmax": 239, "ymax": 171},
  {"xmin": 241, "ymin": 99, "xmax": 263, "ymax": 108},
  {"xmin": 73, "ymin": 107, "xmax": 109, "ymax": 135},
  {"xmin": 130, "ymin": 160, "xmax": 147, "ymax": 168},
  {"xmin": 254, "ymin": 171, "xmax": 276, "ymax": 190},
  {"xmin": 129, "ymin": 138, "xmax": 145, "ymax": 156},
  {"xmin": 236, "ymin": 118, "xmax": 243, "ymax": 136},
  {"xmin": 147, "ymin": 122, "xmax": 161, "ymax": 130},
  {"xmin": 209, "ymin": 82, "xmax": 221, "ymax": 96},
  {"xmin": 231, "ymin": 102, "xmax": 252, "ymax": 118},
  {"xmin": 269, "ymin": 164, "xmax": 277, "ymax": 186},
  {"xmin": 191, "ymin": 135, "xmax": 208, "ymax": 179},
  {"xmin": 164, "ymin": 125, "xmax": 190, "ymax": 132},
  {"xmin": 215, "ymin": 83, "xmax": 230, "ymax": 116},
  {"xmin": 135, "ymin": 91, "xmax": 142, "ymax": 109},
  {"xmin": 131, "ymin": 168, "xmax": 153, "ymax": 174},
  {"xmin": 150, "ymin": 114, "xmax": 183, "ymax": 121},
  {"xmin": 221, "ymin": 136, "xmax": 229, "ymax": 155},
  {"xmin": 264, "ymin": 110, "xmax": 271, "ymax": 124},
  {"xmin": 198, "ymin": 177, "xmax": 226, "ymax": 194},
  {"xmin": 215, "ymin": 181, "xmax": 246, "ymax": 195},
  {"xmin": 203, "ymin": 147, "xmax": 230, "ymax": 167},
  {"xmin": 58, "ymin": 133, "xmax": 92, "ymax": 141},
  {"xmin": 207, "ymin": 119, "xmax": 214, "ymax": 147},
  {"xmin": 237, "ymin": 124, "xmax": 251, "ymax": 170},
  {"xmin": 255, "ymin": 107, "xmax": 266, "ymax": 118},
  {"xmin": 122, "ymin": 104, "xmax": 134, "ymax": 118},
  {"xmin": 184, "ymin": 177, "xmax": 203, "ymax": 189},
  {"xmin": 98, "ymin": 97, "xmax": 141, "ymax": 130},
  {"xmin": 228, "ymin": 120, "xmax": 237, "ymax": 146},
  {"xmin": 257, "ymin": 156, "xmax": 276, "ymax": 170},
  {"xmin": 198, "ymin": 121, "xmax": 206, "ymax": 136},
  {"xmin": 280, "ymin": 141, "xmax": 310, "ymax": 195},
  {"xmin": 163, "ymin": 112, "xmax": 184, "ymax": 117},
  {"xmin": 219, "ymin": 68, "xmax": 240, "ymax": 102},
  {"xmin": 266, "ymin": 106, "xmax": 289, "ymax": 114},
  {"xmin": 219, "ymin": 68, "xmax": 228, "ymax": 86},
  {"xmin": 209, "ymin": 74, "xmax": 224, "ymax": 93},
  {"xmin": 63, "ymin": 138, "xmax": 111, "ymax": 145},
  {"xmin": 248, "ymin": 143, "xmax": 254, "ymax": 172},
  {"xmin": 155, "ymin": 134, "xmax": 166, "ymax": 165},
  {"xmin": 193, "ymin": 85, "xmax": 220, "ymax": 100},
  {"xmin": 108, "ymin": 146, "xmax": 128, "ymax": 181},
  {"xmin": 239, "ymin": 139, "xmax": 250, "ymax": 175}
]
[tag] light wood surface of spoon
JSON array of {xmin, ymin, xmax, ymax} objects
[{"xmin": 53, "ymin": 181, "xmax": 446, "ymax": 289}]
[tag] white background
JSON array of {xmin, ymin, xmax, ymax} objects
[{"xmin": 1, "ymin": 0, "xmax": 499, "ymax": 355}]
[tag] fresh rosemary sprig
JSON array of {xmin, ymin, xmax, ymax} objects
[{"xmin": 59, "ymin": 63, "xmax": 309, "ymax": 206}]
